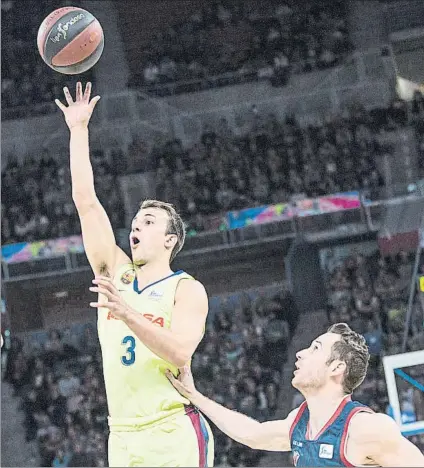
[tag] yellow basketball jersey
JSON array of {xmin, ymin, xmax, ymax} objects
[{"xmin": 97, "ymin": 264, "xmax": 194, "ymax": 423}]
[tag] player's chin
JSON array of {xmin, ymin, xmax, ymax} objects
[
  {"xmin": 131, "ymin": 248, "xmax": 145, "ymax": 261},
  {"xmin": 291, "ymin": 374, "xmax": 300, "ymax": 388}
]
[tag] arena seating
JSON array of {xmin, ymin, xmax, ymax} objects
[
  {"xmin": 5, "ymin": 101, "xmax": 411, "ymax": 245},
  {"xmin": 118, "ymin": 0, "xmax": 352, "ymax": 94},
  {"xmin": 1, "ymin": 149, "xmax": 124, "ymax": 245},
  {"xmin": 4, "ymin": 287, "xmax": 298, "ymax": 467},
  {"xmin": 1, "ymin": 0, "xmax": 94, "ymax": 119}
]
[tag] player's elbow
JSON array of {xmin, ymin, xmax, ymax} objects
[{"xmin": 171, "ymin": 351, "xmax": 191, "ymax": 368}]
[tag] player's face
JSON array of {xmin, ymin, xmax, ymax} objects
[
  {"xmin": 292, "ymin": 332, "xmax": 344, "ymax": 392},
  {"xmin": 129, "ymin": 208, "xmax": 175, "ymax": 264}
]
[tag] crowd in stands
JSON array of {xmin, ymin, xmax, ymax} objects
[
  {"xmin": 1, "ymin": 0, "xmax": 94, "ymax": 118},
  {"xmin": 2, "ymin": 0, "xmax": 353, "ymax": 116},
  {"xmin": 3, "ymin": 287, "xmax": 298, "ymax": 467},
  {"xmin": 1, "ymin": 149, "xmax": 124, "ymax": 245},
  {"xmin": 129, "ymin": 0, "xmax": 352, "ymax": 92},
  {"xmin": 3, "ymin": 91, "xmax": 424, "ymax": 244},
  {"xmin": 290, "ymin": 249, "xmax": 424, "ymax": 453},
  {"xmin": 2, "ymin": 103, "xmax": 395, "ymax": 244}
]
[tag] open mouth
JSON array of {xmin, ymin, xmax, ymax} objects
[{"xmin": 131, "ymin": 237, "xmax": 140, "ymax": 248}]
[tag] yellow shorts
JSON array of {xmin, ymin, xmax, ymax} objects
[{"xmin": 108, "ymin": 406, "xmax": 214, "ymax": 467}]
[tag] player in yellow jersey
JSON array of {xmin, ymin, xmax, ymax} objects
[{"xmin": 55, "ymin": 83, "xmax": 214, "ymax": 467}]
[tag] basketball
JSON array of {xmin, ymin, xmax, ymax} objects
[{"xmin": 37, "ymin": 7, "xmax": 104, "ymax": 75}]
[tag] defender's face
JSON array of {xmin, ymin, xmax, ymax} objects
[
  {"xmin": 292, "ymin": 333, "xmax": 341, "ymax": 391},
  {"xmin": 129, "ymin": 208, "xmax": 173, "ymax": 264}
]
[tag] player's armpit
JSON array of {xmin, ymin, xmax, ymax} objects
[
  {"xmin": 170, "ymin": 279, "xmax": 208, "ymax": 366},
  {"xmin": 351, "ymin": 413, "xmax": 424, "ymax": 467},
  {"xmin": 78, "ymin": 199, "xmax": 130, "ymax": 276}
]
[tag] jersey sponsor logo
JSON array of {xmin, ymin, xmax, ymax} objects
[
  {"xmin": 107, "ymin": 311, "xmax": 164, "ymax": 327},
  {"xmin": 319, "ymin": 444, "xmax": 334, "ymax": 459},
  {"xmin": 148, "ymin": 290, "xmax": 163, "ymax": 299},
  {"xmin": 143, "ymin": 313, "xmax": 164, "ymax": 327},
  {"xmin": 292, "ymin": 440, "xmax": 303, "ymax": 448},
  {"xmin": 293, "ymin": 450, "xmax": 300, "ymax": 466},
  {"xmin": 121, "ymin": 270, "xmax": 135, "ymax": 285}
]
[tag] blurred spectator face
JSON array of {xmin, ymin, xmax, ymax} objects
[
  {"xmin": 244, "ymin": 377, "xmax": 257, "ymax": 395},
  {"xmin": 239, "ymin": 395, "xmax": 256, "ymax": 414},
  {"xmin": 228, "ymin": 383, "xmax": 238, "ymax": 399}
]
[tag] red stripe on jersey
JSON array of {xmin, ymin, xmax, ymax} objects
[{"xmin": 289, "ymin": 401, "xmax": 308, "ymax": 441}]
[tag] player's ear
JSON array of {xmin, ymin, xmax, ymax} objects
[
  {"xmin": 331, "ymin": 360, "xmax": 346, "ymax": 376},
  {"xmin": 165, "ymin": 234, "xmax": 177, "ymax": 250}
]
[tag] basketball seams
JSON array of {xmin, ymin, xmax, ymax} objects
[
  {"xmin": 37, "ymin": 7, "xmax": 83, "ymax": 55},
  {"xmin": 41, "ymin": 10, "xmax": 95, "ymax": 64},
  {"xmin": 51, "ymin": 20, "xmax": 102, "ymax": 67},
  {"xmin": 51, "ymin": 38, "xmax": 104, "ymax": 75}
]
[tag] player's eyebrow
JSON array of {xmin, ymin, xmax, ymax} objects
[
  {"xmin": 143, "ymin": 213, "xmax": 156, "ymax": 219},
  {"xmin": 314, "ymin": 340, "xmax": 322, "ymax": 348}
]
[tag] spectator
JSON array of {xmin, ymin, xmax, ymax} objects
[{"xmin": 123, "ymin": 0, "xmax": 352, "ymax": 94}]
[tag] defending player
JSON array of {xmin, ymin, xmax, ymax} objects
[
  {"xmin": 167, "ymin": 323, "xmax": 424, "ymax": 467},
  {"xmin": 55, "ymin": 82, "xmax": 213, "ymax": 467}
]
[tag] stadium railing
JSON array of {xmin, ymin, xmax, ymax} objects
[{"xmin": 2, "ymin": 185, "xmax": 423, "ymax": 281}]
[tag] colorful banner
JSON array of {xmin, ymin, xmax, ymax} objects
[
  {"xmin": 294, "ymin": 192, "xmax": 361, "ymax": 217},
  {"xmin": 1, "ymin": 192, "xmax": 365, "ymax": 264},
  {"xmin": 227, "ymin": 203, "xmax": 293, "ymax": 229},
  {"xmin": 2, "ymin": 235, "xmax": 84, "ymax": 264}
]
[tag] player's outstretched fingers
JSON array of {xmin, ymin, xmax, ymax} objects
[
  {"xmin": 89, "ymin": 302, "xmax": 108, "ymax": 308},
  {"xmin": 55, "ymin": 99, "xmax": 66, "ymax": 112},
  {"xmin": 165, "ymin": 370, "xmax": 175, "ymax": 381},
  {"xmin": 76, "ymin": 82, "xmax": 83, "ymax": 101},
  {"xmin": 89, "ymin": 286, "xmax": 112, "ymax": 298},
  {"xmin": 83, "ymin": 82, "xmax": 92, "ymax": 102},
  {"xmin": 89, "ymin": 95, "xmax": 101, "ymax": 111},
  {"xmin": 92, "ymin": 278, "xmax": 115, "ymax": 293},
  {"xmin": 63, "ymin": 87, "xmax": 74, "ymax": 105}
]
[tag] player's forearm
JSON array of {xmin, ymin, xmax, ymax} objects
[
  {"xmin": 69, "ymin": 126, "xmax": 97, "ymax": 204},
  {"xmin": 189, "ymin": 391, "xmax": 261, "ymax": 448},
  {"xmin": 123, "ymin": 309, "xmax": 191, "ymax": 367}
]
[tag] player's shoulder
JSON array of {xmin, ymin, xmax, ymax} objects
[
  {"xmin": 176, "ymin": 276, "xmax": 207, "ymax": 298},
  {"xmin": 349, "ymin": 411, "xmax": 400, "ymax": 443},
  {"xmin": 287, "ymin": 405, "xmax": 302, "ymax": 422},
  {"xmin": 284, "ymin": 404, "xmax": 304, "ymax": 432}
]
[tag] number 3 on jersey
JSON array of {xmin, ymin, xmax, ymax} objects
[{"xmin": 121, "ymin": 335, "xmax": 136, "ymax": 365}]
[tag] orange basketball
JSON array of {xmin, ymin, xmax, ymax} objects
[{"xmin": 37, "ymin": 7, "xmax": 104, "ymax": 75}]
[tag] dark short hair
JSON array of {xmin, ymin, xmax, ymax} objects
[
  {"xmin": 327, "ymin": 323, "xmax": 370, "ymax": 394},
  {"xmin": 139, "ymin": 199, "xmax": 185, "ymax": 262}
]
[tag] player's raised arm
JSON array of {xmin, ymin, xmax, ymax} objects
[
  {"xmin": 351, "ymin": 412, "xmax": 424, "ymax": 467},
  {"xmin": 166, "ymin": 365, "xmax": 297, "ymax": 452},
  {"xmin": 55, "ymin": 82, "xmax": 129, "ymax": 276}
]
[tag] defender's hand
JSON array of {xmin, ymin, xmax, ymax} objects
[
  {"xmin": 89, "ymin": 276, "xmax": 129, "ymax": 320},
  {"xmin": 55, "ymin": 82, "xmax": 100, "ymax": 130},
  {"xmin": 166, "ymin": 366, "xmax": 197, "ymax": 400}
]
